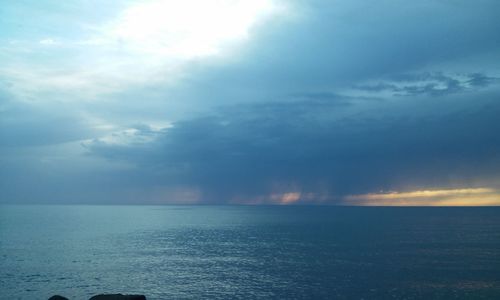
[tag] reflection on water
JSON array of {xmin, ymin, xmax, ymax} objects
[{"xmin": 1, "ymin": 205, "xmax": 500, "ymax": 299}]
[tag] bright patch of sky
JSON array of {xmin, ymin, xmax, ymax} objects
[{"xmin": 0, "ymin": 0, "xmax": 286, "ymax": 103}]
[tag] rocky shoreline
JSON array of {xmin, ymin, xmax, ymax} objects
[{"xmin": 49, "ymin": 294, "xmax": 146, "ymax": 300}]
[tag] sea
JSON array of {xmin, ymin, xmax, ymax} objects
[{"xmin": 1, "ymin": 205, "xmax": 499, "ymax": 299}]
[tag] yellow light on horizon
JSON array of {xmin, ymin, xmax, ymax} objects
[
  {"xmin": 278, "ymin": 192, "xmax": 301, "ymax": 204},
  {"xmin": 344, "ymin": 188, "xmax": 500, "ymax": 206}
]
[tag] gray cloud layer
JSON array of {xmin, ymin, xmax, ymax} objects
[
  {"xmin": 84, "ymin": 89, "xmax": 500, "ymax": 203},
  {"xmin": 2, "ymin": 0, "xmax": 500, "ymax": 203}
]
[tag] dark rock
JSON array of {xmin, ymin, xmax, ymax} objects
[
  {"xmin": 89, "ymin": 294, "xmax": 146, "ymax": 300},
  {"xmin": 48, "ymin": 296, "xmax": 69, "ymax": 300}
]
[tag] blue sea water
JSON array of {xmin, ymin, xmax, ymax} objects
[{"xmin": 1, "ymin": 205, "xmax": 500, "ymax": 299}]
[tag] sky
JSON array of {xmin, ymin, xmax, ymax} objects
[{"xmin": 1, "ymin": 0, "xmax": 500, "ymax": 205}]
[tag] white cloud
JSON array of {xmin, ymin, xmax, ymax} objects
[
  {"xmin": 106, "ymin": 0, "xmax": 281, "ymax": 59},
  {"xmin": 1, "ymin": 0, "xmax": 286, "ymax": 104},
  {"xmin": 39, "ymin": 38, "xmax": 60, "ymax": 46},
  {"xmin": 82, "ymin": 123, "xmax": 172, "ymax": 146}
]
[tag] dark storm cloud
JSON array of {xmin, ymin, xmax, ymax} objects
[
  {"xmin": 353, "ymin": 72, "xmax": 500, "ymax": 97},
  {"xmin": 162, "ymin": 0, "xmax": 500, "ymax": 118},
  {"xmin": 85, "ymin": 88, "xmax": 500, "ymax": 203},
  {"xmin": 80, "ymin": 0, "xmax": 500, "ymax": 204},
  {"xmin": 467, "ymin": 73, "xmax": 500, "ymax": 88}
]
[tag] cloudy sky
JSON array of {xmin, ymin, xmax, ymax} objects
[{"xmin": 1, "ymin": 0, "xmax": 500, "ymax": 205}]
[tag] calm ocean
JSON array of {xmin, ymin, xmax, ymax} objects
[{"xmin": 1, "ymin": 205, "xmax": 499, "ymax": 299}]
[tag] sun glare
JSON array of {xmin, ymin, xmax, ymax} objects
[{"xmin": 109, "ymin": 0, "xmax": 280, "ymax": 58}]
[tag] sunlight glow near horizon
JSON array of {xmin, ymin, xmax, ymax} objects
[{"xmin": 344, "ymin": 188, "xmax": 500, "ymax": 206}]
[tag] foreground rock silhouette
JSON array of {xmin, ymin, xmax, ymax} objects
[
  {"xmin": 48, "ymin": 294, "xmax": 146, "ymax": 300},
  {"xmin": 89, "ymin": 295, "xmax": 146, "ymax": 300}
]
